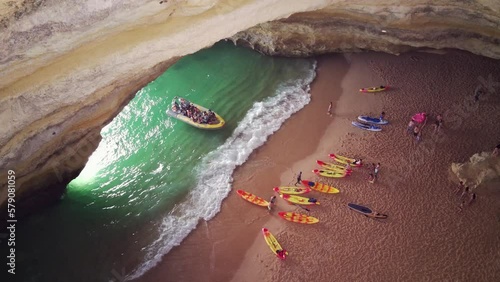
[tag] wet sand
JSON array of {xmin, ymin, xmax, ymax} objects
[{"xmin": 140, "ymin": 51, "xmax": 500, "ymax": 282}]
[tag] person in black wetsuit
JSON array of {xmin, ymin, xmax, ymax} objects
[
  {"xmin": 295, "ymin": 171, "xmax": 302, "ymax": 186},
  {"xmin": 267, "ymin": 196, "xmax": 277, "ymax": 211}
]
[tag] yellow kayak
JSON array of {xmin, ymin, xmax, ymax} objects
[
  {"xmin": 166, "ymin": 97, "xmax": 225, "ymax": 130},
  {"xmin": 359, "ymin": 85, "xmax": 389, "ymax": 93},
  {"xmin": 273, "ymin": 186, "xmax": 310, "ymax": 195},
  {"xmin": 280, "ymin": 194, "xmax": 320, "ymax": 206},
  {"xmin": 328, "ymin": 153, "xmax": 362, "ymax": 167},
  {"xmin": 313, "ymin": 169, "xmax": 348, "ymax": 178},
  {"xmin": 236, "ymin": 190, "xmax": 268, "ymax": 207},
  {"xmin": 278, "ymin": 212, "xmax": 319, "ymax": 224},
  {"xmin": 301, "ymin": 180, "xmax": 340, "ymax": 194},
  {"xmin": 262, "ymin": 228, "xmax": 288, "ymax": 260},
  {"xmin": 316, "ymin": 160, "xmax": 352, "ymax": 173}
]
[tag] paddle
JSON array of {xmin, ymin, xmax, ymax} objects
[{"xmin": 294, "ymin": 204, "xmax": 310, "ymax": 212}]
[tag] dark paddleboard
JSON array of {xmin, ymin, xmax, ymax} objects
[
  {"xmin": 357, "ymin": 115, "xmax": 389, "ymax": 125},
  {"xmin": 348, "ymin": 203, "xmax": 373, "ymax": 214},
  {"xmin": 348, "ymin": 203, "xmax": 388, "ymax": 219}
]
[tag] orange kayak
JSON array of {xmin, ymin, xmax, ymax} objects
[
  {"xmin": 278, "ymin": 212, "xmax": 319, "ymax": 224},
  {"xmin": 236, "ymin": 190, "xmax": 269, "ymax": 207},
  {"xmin": 301, "ymin": 180, "xmax": 340, "ymax": 194}
]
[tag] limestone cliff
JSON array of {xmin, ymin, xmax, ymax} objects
[
  {"xmin": 1, "ymin": 0, "xmax": 499, "ymax": 215},
  {"xmin": 231, "ymin": 1, "xmax": 500, "ymax": 58},
  {"xmin": 0, "ymin": 0, "xmax": 331, "ymax": 215}
]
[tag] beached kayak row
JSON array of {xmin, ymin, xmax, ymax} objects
[{"xmin": 236, "ymin": 152, "xmax": 387, "ymax": 260}]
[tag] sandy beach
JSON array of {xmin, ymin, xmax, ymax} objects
[{"xmin": 140, "ymin": 50, "xmax": 500, "ymax": 282}]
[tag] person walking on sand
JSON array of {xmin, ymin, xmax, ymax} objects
[
  {"xmin": 368, "ymin": 173, "xmax": 375, "ymax": 184},
  {"xmin": 493, "ymin": 143, "xmax": 500, "ymax": 157},
  {"xmin": 454, "ymin": 181, "xmax": 465, "ymax": 194},
  {"xmin": 380, "ymin": 111, "xmax": 386, "ymax": 121},
  {"xmin": 413, "ymin": 126, "xmax": 422, "ymax": 142},
  {"xmin": 327, "ymin": 102, "xmax": 333, "ymax": 116},
  {"xmin": 474, "ymin": 84, "xmax": 484, "ymax": 102},
  {"xmin": 458, "ymin": 193, "xmax": 476, "ymax": 212},
  {"xmin": 268, "ymin": 195, "xmax": 277, "ymax": 211},
  {"xmin": 433, "ymin": 114, "xmax": 444, "ymax": 133},
  {"xmin": 374, "ymin": 163, "xmax": 380, "ymax": 178},
  {"xmin": 407, "ymin": 120, "xmax": 415, "ymax": 135},
  {"xmin": 295, "ymin": 171, "xmax": 302, "ymax": 186},
  {"xmin": 460, "ymin": 187, "xmax": 470, "ymax": 202}
]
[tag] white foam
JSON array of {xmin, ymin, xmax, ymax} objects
[{"xmin": 127, "ymin": 60, "xmax": 317, "ymax": 280}]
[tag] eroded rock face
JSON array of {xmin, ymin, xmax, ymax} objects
[
  {"xmin": 1, "ymin": 0, "xmax": 499, "ymax": 214},
  {"xmin": 0, "ymin": 0, "xmax": 331, "ymax": 215},
  {"xmin": 451, "ymin": 152, "xmax": 500, "ymax": 194},
  {"xmin": 231, "ymin": 2, "xmax": 500, "ymax": 58}
]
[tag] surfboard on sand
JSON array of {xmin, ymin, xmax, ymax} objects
[
  {"xmin": 351, "ymin": 121, "xmax": 382, "ymax": 132},
  {"xmin": 358, "ymin": 115, "xmax": 388, "ymax": 125},
  {"xmin": 348, "ymin": 203, "xmax": 388, "ymax": 219}
]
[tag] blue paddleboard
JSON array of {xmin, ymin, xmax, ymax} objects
[
  {"xmin": 351, "ymin": 121, "xmax": 382, "ymax": 132},
  {"xmin": 357, "ymin": 115, "xmax": 388, "ymax": 125}
]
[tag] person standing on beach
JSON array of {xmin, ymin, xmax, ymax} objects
[
  {"xmin": 374, "ymin": 163, "xmax": 380, "ymax": 178},
  {"xmin": 327, "ymin": 102, "xmax": 333, "ymax": 116},
  {"xmin": 380, "ymin": 111, "xmax": 386, "ymax": 121},
  {"xmin": 413, "ymin": 126, "xmax": 422, "ymax": 142},
  {"xmin": 433, "ymin": 114, "xmax": 444, "ymax": 134},
  {"xmin": 454, "ymin": 181, "xmax": 465, "ymax": 194},
  {"xmin": 295, "ymin": 171, "xmax": 302, "ymax": 186},
  {"xmin": 421, "ymin": 112, "xmax": 428, "ymax": 129},
  {"xmin": 493, "ymin": 143, "xmax": 500, "ymax": 157},
  {"xmin": 407, "ymin": 120, "xmax": 415, "ymax": 135},
  {"xmin": 368, "ymin": 173, "xmax": 375, "ymax": 184},
  {"xmin": 474, "ymin": 85, "xmax": 484, "ymax": 102},
  {"xmin": 458, "ymin": 193, "xmax": 476, "ymax": 212},
  {"xmin": 268, "ymin": 196, "xmax": 277, "ymax": 211},
  {"xmin": 460, "ymin": 187, "xmax": 470, "ymax": 202}
]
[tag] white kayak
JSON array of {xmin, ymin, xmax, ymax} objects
[
  {"xmin": 357, "ymin": 115, "xmax": 388, "ymax": 125},
  {"xmin": 351, "ymin": 121, "xmax": 382, "ymax": 132}
]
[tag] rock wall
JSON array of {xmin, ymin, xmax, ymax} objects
[
  {"xmin": 1, "ymin": 0, "xmax": 500, "ymax": 215},
  {"xmin": 231, "ymin": 1, "xmax": 500, "ymax": 58},
  {"xmin": 451, "ymin": 152, "xmax": 500, "ymax": 195},
  {"xmin": 0, "ymin": 0, "xmax": 332, "ymax": 215}
]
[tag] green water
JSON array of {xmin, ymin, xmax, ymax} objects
[{"xmin": 13, "ymin": 41, "xmax": 316, "ymax": 282}]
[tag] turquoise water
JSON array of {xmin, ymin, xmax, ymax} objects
[{"xmin": 15, "ymin": 42, "xmax": 316, "ymax": 281}]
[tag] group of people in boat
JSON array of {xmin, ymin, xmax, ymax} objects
[{"xmin": 171, "ymin": 97, "xmax": 218, "ymax": 125}]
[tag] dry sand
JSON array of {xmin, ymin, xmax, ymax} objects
[{"xmin": 140, "ymin": 51, "xmax": 500, "ymax": 282}]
